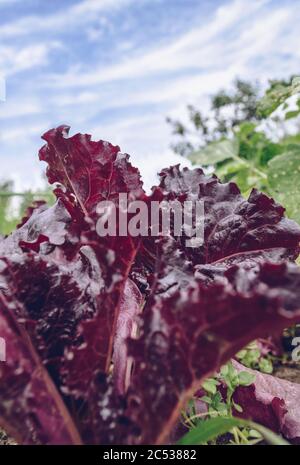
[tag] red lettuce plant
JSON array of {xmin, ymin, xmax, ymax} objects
[{"xmin": 1, "ymin": 125, "xmax": 300, "ymax": 444}]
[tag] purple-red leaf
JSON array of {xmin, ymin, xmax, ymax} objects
[
  {"xmin": 113, "ymin": 279, "xmax": 143, "ymax": 395},
  {"xmin": 156, "ymin": 166, "xmax": 300, "ymax": 264},
  {"xmin": 61, "ymin": 234, "xmax": 139, "ymax": 395},
  {"xmin": 0, "ymin": 289, "xmax": 81, "ymax": 445},
  {"xmin": 135, "ymin": 166, "xmax": 300, "ymax": 287},
  {"xmin": 39, "ymin": 125, "xmax": 144, "ymax": 219},
  {"xmin": 231, "ymin": 360, "xmax": 300, "ymax": 443},
  {"xmin": 81, "ymin": 261, "xmax": 300, "ymax": 445},
  {"xmin": 0, "ymin": 200, "xmax": 71, "ymax": 256}
]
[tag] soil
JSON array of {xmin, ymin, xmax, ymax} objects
[
  {"xmin": 274, "ymin": 361, "xmax": 300, "ymax": 384},
  {"xmin": 0, "ymin": 429, "xmax": 16, "ymax": 445}
]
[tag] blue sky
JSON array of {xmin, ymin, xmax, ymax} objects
[{"xmin": 0, "ymin": 0, "xmax": 300, "ymax": 191}]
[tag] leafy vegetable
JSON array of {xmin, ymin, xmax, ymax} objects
[
  {"xmin": 112, "ymin": 279, "xmax": 143, "ymax": 395},
  {"xmin": 1, "ymin": 126, "xmax": 300, "ymax": 445},
  {"xmin": 39, "ymin": 125, "xmax": 144, "ymax": 220},
  {"xmin": 0, "ymin": 282, "xmax": 81, "ymax": 444}
]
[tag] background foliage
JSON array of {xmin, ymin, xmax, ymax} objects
[
  {"xmin": 0, "ymin": 181, "xmax": 54, "ymax": 236},
  {"xmin": 168, "ymin": 76, "xmax": 300, "ymax": 223}
]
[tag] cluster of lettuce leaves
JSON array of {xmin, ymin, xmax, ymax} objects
[{"xmin": 1, "ymin": 125, "xmax": 300, "ymax": 444}]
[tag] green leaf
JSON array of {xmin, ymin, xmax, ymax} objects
[
  {"xmin": 216, "ymin": 403, "xmax": 228, "ymax": 415},
  {"xmin": 236, "ymin": 349, "xmax": 247, "ymax": 359},
  {"xmin": 215, "ymin": 159, "xmax": 246, "ymax": 179},
  {"xmin": 257, "ymin": 77, "xmax": 300, "ymax": 118},
  {"xmin": 200, "ymin": 396, "xmax": 212, "ymax": 405},
  {"xmin": 285, "ymin": 110, "xmax": 300, "ymax": 120},
  {"xmin": 249, "ymin": 429, "xmax": 262, "ymax": 439},
  {"xmin": 268, "ymin": 145, "xmax": 300, "ymax": 223},
  {"xmin": 177, "ymin": 417, "xmax": 290, "ymax": 445},
  {"xmin": 232, "ymin": 402, "xmax": 243, "ymax": 413},
  {"xmin": 293, "ymin": 77, "xmax": 300, "ymax": 92},
  {"xmin": 246, "ymin": 421, "xmax": 290, "ymax": 446},
  {"xmin": 281, "ymin": 133, "xmax": 300, "ymax": 145},
  {"xmin": 177, "ymin": 417, "xmax": 239, "ymax": 445},
  {"xmin": 188, "ymin": 139, "xmax": 238, "ymax": 165},
  {"xmin": 238, "ymin": 371, "xmax": 255, "ymax": 386},
  {"xmin": 220, "ymin": 364, "xmax": 229, "ymax": 377},
  {"xmin": 202, "ymin": 378, "xmax": 219, "ymax": 395},
  {"xmin": 259, "ymin": 358, "xmax": 273, "ymax": 374}
]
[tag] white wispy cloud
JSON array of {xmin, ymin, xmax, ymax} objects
[
  {"xmin": 0, "ymin": 42, "xmax": 62, "ymax": 76},
  {"xmin": 44, "ymin": 0, "xmax": 270, "ymax": 89},
  {"xmin": 0, "ymin": 0, "xmax": 134, "ymax": 39},
  {"xmin": 34, "ymin": 0, "xmax": 299, "ymax": 122}
]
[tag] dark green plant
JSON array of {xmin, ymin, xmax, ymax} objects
[
  {"xmin": 0, "ymin": 182, "xmax": 55, "ymax": 236},
  {"xmin": 236, "ymin": 342, "xmax": 273, "ymax": 374},
  {"xmin": 167, "ymin": 78, "xmax": 261, "ymax": 157}
]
